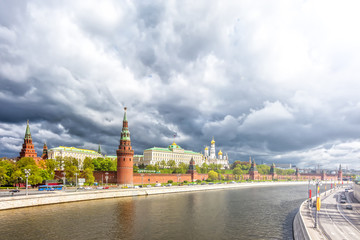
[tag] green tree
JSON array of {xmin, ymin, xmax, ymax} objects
[
  {"xmin": 146, "ymin": 164, "xmax": 155, "ymax": 170},
  {"xmin": 65, "ymin": 165, "xmax": 79, "ymax": 184},
  {"xmin": 92, "ymin": 158, "xmax": 101, "ymax": 170},
  {"xmin": 201, "ymin": 163, "xmax": 209, "ymax": 174},
  {"xmin": 133, "ymin": 165, "xmax": 139, "ymax": 173},
  {"xmin": 83, "ymin": 157, "xmax": 94, "ymax": 170},
  {"xmin": 99, "ymin": 158, "xmax": 115, "ymax": 171},
  {"xmin": 55, "ymin": 156, "xmax": 63, "ymax": 170},
  {"xmin": 45, "ymin": 159, "xmax": 57, "ymax": 179},
  {"xmin": 16, "ymin": 157, "xmax": 43, "ymax": 185},
  {"xmin": 178, "ymin": 162, "xmax": 188, "ymax": 173},
  {"xmin": 167, "ymin": 160, "xmax": 176, "ymax": 169},
  {"xmin": 0, "ymin": 159, "xmax": 15, "ymax": 185},
  {"xmin": 160, "ymin": 160, "xmax": 166, "ymax": 169},
  {"xmin": 81, "ymin": 167, "xmax": 95, "ymax": 185},
  {"xmin": 0, "ymin": 166, "xmax": 9, "ymax": 186},
  {"xmin": 233, "ymin": 167, "xmax": 244, "ymax": 180},
  {"xmin": 231, "ymin": 161, "xmax": 242, "ymax": 169},
  {"xmin": 208, "ymin": 170, "xmax": 219, "ymax": 181},
  {"xmin": 257, "ymin": 164, "xmax": 270, "ymax": 175}
]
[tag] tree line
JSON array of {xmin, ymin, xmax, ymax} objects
[{"xmin": 0, "ymin": 156, "xmax": 117, "ymax": 187}]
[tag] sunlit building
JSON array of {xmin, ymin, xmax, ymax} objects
[
  {"xmin": 143, "ymin": 142, "xmax": 203, "ymax": 166},
  {"xmin": 48, "ymin": 146, "xmax": 103, "ymax": 169}
]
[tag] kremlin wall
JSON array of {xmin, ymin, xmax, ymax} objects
[{"xmin": 18, "ymin": 108, "xmax": 343, "ymax": 185}]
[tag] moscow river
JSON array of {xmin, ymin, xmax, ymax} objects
[{"xmin": 0, "ymin": 184, "xmax": 314, "ymax": 240}]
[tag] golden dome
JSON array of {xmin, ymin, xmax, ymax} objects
[
  {"xmin": 205, "ymin": 146, "xmax": 208, "ymax": 150},
  {"xmin": 218, "ymin": 150, "xmax": 223, "ymax": 155},
  {"xmin": 211, "ymin": 137, "xmax": 215, "ymax": 144},
  {"xmin": 172, "ymin": 141, "xmax": 177, "ymax": 146}
]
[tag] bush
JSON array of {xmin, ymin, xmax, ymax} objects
[
  {"xmin": 167, "ymin": 180, "xmax": 173, "ymax": 183},
  {"xmin": 183, "ymin": 180, "xmax": 188, "ymax": 184},
  {"xmin": 196, "ymin": 179, "xmax": 201, "ymax": 184}
]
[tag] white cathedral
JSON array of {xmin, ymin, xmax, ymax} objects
[{"xmin": 203, "ymin": 137, "xmax": 230, "ymax": 169}]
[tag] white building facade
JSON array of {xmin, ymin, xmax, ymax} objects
[
  {"xmin": 143, "ymin": 142, "xmax": 203, "ymax": 166},
  {"xmin": 48, "ymin": 146, "xmax": 103, "ymax": 169}
]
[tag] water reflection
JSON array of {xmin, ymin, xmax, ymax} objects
[{"xmin": 0, "ymin": 184, "xmax": 310, "ymax": 240}]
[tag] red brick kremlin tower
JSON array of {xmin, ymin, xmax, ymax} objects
[
  {"xmin": 116, "ymin": 107, "xmax": 134, "ymax": 185},
  {"xmin": 41, "ymin": 142, "xmax": 48, "ymax": 159},
  {"xmin": 19, "ymin": 120, "xmax": 38, "ymax": 159},
  {"xmin": 338, "ymin": 164, "xmax": 343, "ymax": 181}
]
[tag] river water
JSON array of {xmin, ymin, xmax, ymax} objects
[{"xmin": 0, "ymin": 184, "xmax": 315, "ymax": 240}]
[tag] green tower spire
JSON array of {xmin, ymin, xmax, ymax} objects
[
  {"xmin": 98, "ymin": 144, "xmax": 101, "ymax": 154},
  {"xmin": 120, "ymin": 107, "xmax": 130, "ymax": 141},
  {"xmin": 24, "ymin": 120, "xmax": 32, "ymax": 140},
  {"xmin": 123, "ymin": 107, "xmax": 127, "ymax": 122}
]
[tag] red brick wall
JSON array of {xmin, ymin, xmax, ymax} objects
[
  {"xmin": 55, "ymin": 170, "xmax": 341, "ymax": 185},
  {"xmin": 133, "ymin": 173, "xmax": 209, "ymax": 184}
]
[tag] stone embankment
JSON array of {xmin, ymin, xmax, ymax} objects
[
  {"xmin": 354, "ymin": 183, "xmax": 360, "ymax": 202},
  {"xmin": 0, "ymin": 181, "xmax": 307, "ymax": 211},
  {"xmin": 293, "ymin": 187, "xmax": 344, "ymax": 240}
]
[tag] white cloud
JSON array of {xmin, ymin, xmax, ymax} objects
[{"xmin": 1, "ymin": 1, "xmax": 360, "ymax": 168}]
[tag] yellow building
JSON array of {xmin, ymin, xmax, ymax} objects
[
  {"xmin": 143, "ymin": 141, "xmax": 203, "ymax": 166},
  {"xmin": 48, "ymin": 146, "xmax": 102, "ymax": 169}
]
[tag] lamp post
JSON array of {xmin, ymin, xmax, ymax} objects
[
  {"xmin": 105, "ymin": 172, "xmax": 109, "ymax": 186},
  {"xmin": 141, "ymin": 173, "xmax": 144, "ymax": 187},
  {"xmin": 62, "ymin": 172, "xmax": 66, "ymax": 191},
  {"xmin": 310, "ymin": 179, "xmax": 322, "ymax": 228},
  {"xmin": 24, "ymin": 169, "xmax": 31, "ymax": 196},
  {"xmin": 177, "ymin": 174, "xmax": 181, "ymax": 185},
  {"xmin": 75, "ymin": 173, "xmax": 78, "ymax": 191}
]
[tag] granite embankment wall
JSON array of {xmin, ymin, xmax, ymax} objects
[
  {"xmin": 293, "ymin": 187, "xmax": 341, "ymax": 240},
  {"xmin": 0, "ymin": 182, "xmax": 306, "ymax": 211},
  {"xmin": 293, "ymin": 199, "xmax": 311, "ymax": 240},
  {"xmin": 353, "ymin": 183, "xmax": 360, "ymax": 202}
]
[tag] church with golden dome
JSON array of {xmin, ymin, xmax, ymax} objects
[{"xmin": 203, "ymin": 137, "xmax": 230, "ymax": 169}]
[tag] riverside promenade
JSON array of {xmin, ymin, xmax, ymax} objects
[
  {"xmin": 294, "ymin": 184, "xmax": 360, "ymax": 240},
  {"xmin": 0, "ymin": 181, "xmax": 307, "ymax": 211}
]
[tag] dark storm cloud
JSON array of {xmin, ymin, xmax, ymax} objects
[{"xmin": 1, "ymin": 0, "xmax": 360, "ymax": 169}]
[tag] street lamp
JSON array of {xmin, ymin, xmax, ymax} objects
[
  {"xmin": 75, "ymin": 173, "xmax": 79, "ymax": 191},
  {"xmin": 105, "ymin": 172, "xmax": 109, "ymax": 186},
  {"xmin": 24, "ymin": 169, "xmax": 31, "ymax": 196},
  {"xmin": 62, "ymin": 172, "xmax": 66, "ymax": 191},
  {"xmin": 177, "ymin": 174, "xmax": 181, "ymax": 185},
  {"xmin": 310, "ymin": 179, "xmax": 322, "ymax": 228},
  {"xmin": 140, "ymin": 173, "xmax": 144, "ymax": 187}
]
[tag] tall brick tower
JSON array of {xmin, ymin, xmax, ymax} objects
[
  {"xmin": 19, "ymin": 120, "xmax": 38, "ymax": 159},
  {"xmin": 188, "ymin": 157, "xmax": 197, "ymax": 182},
  {"xmin": 338, "ymin": 164, "xmax": 343, "ymax": 181},
  {"xmin": 270, "ymin": 163, "xmax": 277, "ymax": 180},
  {"xmin": 249, "ymin": 160, "xmax": 259, "ymax": 180},
  {"xmin": 41, "ymin": 142, "xmax": 48, "ymax": 159},
  {"xmin": 116, "ymin": 107, "xmax": 134, "ymax": 185}
]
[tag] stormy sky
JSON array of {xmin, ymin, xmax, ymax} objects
[{"xmin": 1, "ymin": 0, "xmax": 360, "ymax": 169}]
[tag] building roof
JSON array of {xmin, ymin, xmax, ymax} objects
[
  {"xmin": 49, "ymin": 146, "xmax": 101, "ymax": 155},
  {"xmin": 24, "ymin": 120, "xmax": 32, "ymax": 140},
  {"xmin": 144, "ymin": 146, "xmax": 202, "ymax": 155}
]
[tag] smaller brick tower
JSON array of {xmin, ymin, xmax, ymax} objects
[
  {"xmin": 338, "ymin": 164, "xmax": 343, "ymax": 181},
  {"xmin": 116, "ymin": 107, "xmax": 134, "ymax": 185},
  {"xmin": 19, "ymin": 120, "xmax": 38, "ymax": 159},
  {"xmin": 188, "ymin": 157, "xmax": 197, "ymax": 182},
  {"xmin": 270, "ymin": 163, "xmax": 277, "ymax": 180},
  {"xmin": 295, "ymin": 167, "xmax": 300, "ymax": 180},
  {"xmin": 41, "ymin": 142, "xmax": 48, "ymax": 159},
  {"xmin": 249, "ymin": 159, "xmax": 259, "ymax": 180},
  {"xmin": 321, "ymin": 170, "xmax": 326, "ymax": 181}
]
